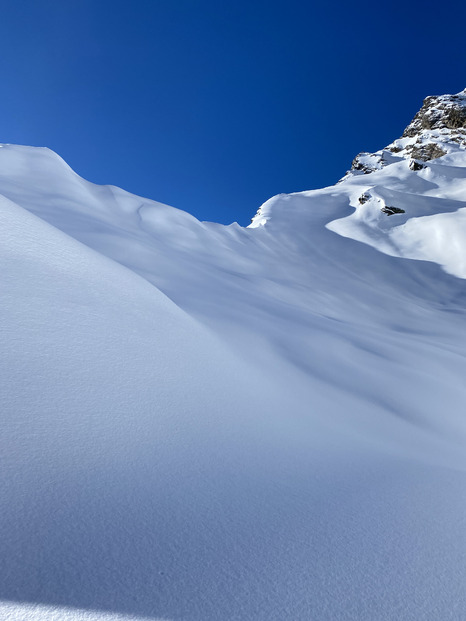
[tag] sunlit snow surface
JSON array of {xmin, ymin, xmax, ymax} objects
[
  {"xmin": 1, "ymin": 139, "xmax": 466, "ymax": 621},
  {"xmin": 0, "ymin": 602, "xmax": 167, "ymax": 621}
]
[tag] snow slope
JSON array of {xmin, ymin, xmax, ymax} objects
[{"xmin": 1, "ymin": 90, "xmax": 466, "ymax": 620}]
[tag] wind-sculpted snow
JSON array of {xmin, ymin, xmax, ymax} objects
[
  {"xmin": 326, "ymin": 151, "xmax": 466, "ymax": 278},
  {"xmin": 1, "ymin": 90, "xmax": 466, "ymax": 621}
]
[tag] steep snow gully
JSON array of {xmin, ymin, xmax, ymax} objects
[{"xmin": 2, "ymin": 90, "xmax": 466, "ymax": 621}]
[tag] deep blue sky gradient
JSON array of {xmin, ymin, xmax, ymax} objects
[{"xmin": 1, "ymin": 0, "xmax": 465, "ymax": 224}]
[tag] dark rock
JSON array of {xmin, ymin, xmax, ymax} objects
[
  {"xmin": 447, "ymin": 107, "xmax": 466, "ymax": 128},
  {"xmin": 409, "ymin": 143, "xmax": 446, "ymax": 161},
  {"xmin": 381, "ymin": 206, "xmax": 405, "ymax": 216},
  {"xmin": 409, "ymin": 160, "xmax": 425, "ymax": 171},
  {"xmin": 358, "ymin": 192, "xmax": 371, "ymax": 204}
]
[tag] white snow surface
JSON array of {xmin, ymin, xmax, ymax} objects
[
  {"xmin": 2, "ymin": 109, "xmax": 466, "ymax": 621},
  {"xmin": 0, "ymin": 602, "xmax": 167, "ymax": 621}
]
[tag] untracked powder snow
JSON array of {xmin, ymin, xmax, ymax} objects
[{"xmin": 1, "ymin": 91, "xmax": 466, "ymax": 621}]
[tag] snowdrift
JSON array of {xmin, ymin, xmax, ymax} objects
[{"xmin": 1, "ymin": 90, "xmax": 466, "ymax": 621}]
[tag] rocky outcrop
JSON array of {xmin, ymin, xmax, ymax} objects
[
  {"xmin": 340, "ymin": 89, "xmax": 466, "ymax": 182},
  {"xmin": 403, "ymin": 92, "xmax": 466, "ymax": 137},
  {"xmin": 408, "ymin": 143, "xmax": 447, "ymax": 161},
  {"xmin": 395, "ymin": 90, "xmax": 466, "ymax": 162}
]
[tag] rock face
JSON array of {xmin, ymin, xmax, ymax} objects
[
  {"xmin": 409, "ymin": 142, "xmax": 447, "ymax": 161},
  {"xmin": 399, "ymin": 89, "xmax": 466, "ymax": 161},
  {"xmin": 344, "ymin": 88, "xmax": 466, "ymax": 179},
  {"xmin": 403, "ymin": 92, "xmax": 466, "ymax": 137}
]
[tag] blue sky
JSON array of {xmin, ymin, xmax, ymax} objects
[{"xmin": 1, "ymin": 0, "xmax": 465, "ymax": 225}]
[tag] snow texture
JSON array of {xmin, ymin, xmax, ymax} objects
[
  {"xmin": 0, "ymin": 602, "xmax": 167, "ymax": 621},
  {"xmin": 1, "ymin": 90, "xmax": 466, "ymax": 620}
]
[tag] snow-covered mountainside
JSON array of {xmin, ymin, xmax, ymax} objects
[
  {"xmin": 255, "ymin": 88, "xmax": 466, "ymax": 278},
  {"xmin": 2, "ymin": 90, "xmax": 466, "ymax": 621}
]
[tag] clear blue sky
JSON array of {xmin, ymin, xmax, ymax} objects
[{"xmin": 1, "ymin": 0, "xmax": 465, "ymax": 225}]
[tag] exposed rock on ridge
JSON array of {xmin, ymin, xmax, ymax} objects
[
  {"xmin": 343, "ymin": 88, "xmax": 466, "ymax": 180},
  {"xmin": 253, "ymin": 88, "xmax": 466, "ymax": 228},
  {"xmin": 403, "ymin": 91, "xmax": 466, "ymax": 137}
]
